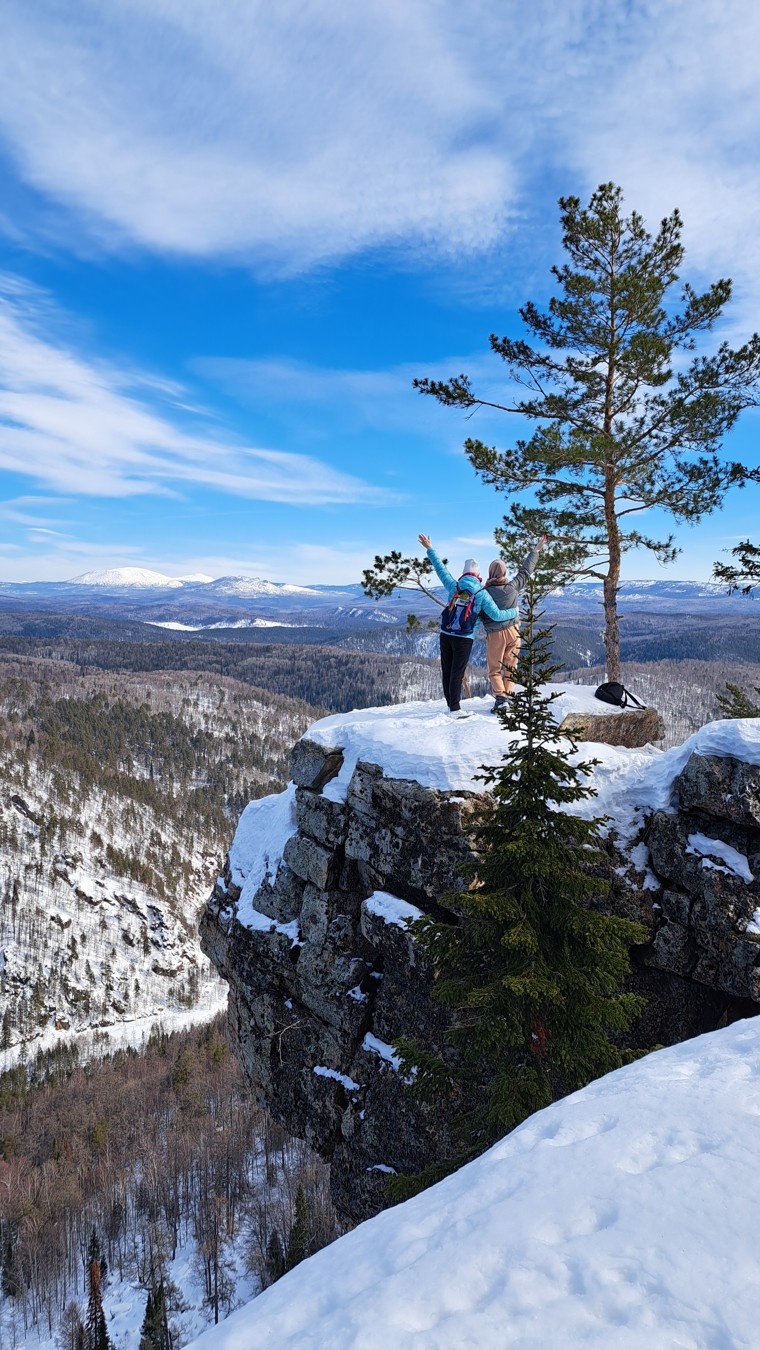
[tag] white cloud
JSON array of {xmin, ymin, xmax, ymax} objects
[
  {"xmin": 199, "ymin": 353, "xmax": 520, "ymax": 447},
  {"xmin": 0, "ymin": 282, "xmax": 398, "ymax": 504},
  {"xmin": 2, "ymin": 0, "xmax": 760, "ymax": 302},
  {"xmin": 0, "ymin": 0, "xmax": 512, "ymax": 267}
]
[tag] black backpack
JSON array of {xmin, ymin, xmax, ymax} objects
[
  {"xmin": 594, "ymin": 681, "xmax": 646, "ymax": 710},
  {"xmin": 441, "ymin": 584, "xmax": 483, "ymax": 637}
]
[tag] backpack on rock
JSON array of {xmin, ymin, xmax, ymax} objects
[{"xmin": 594, "ymin": 681, "xmax": 646, "ymax": 710}]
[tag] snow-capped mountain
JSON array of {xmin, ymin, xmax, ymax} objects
[
  {"xmin": 69, "ymin": 566, "xmax": 188, "ymax": 588},
  {"xmin": 203, "ymin": 575, "xmax": 323, "ymax": 598}
]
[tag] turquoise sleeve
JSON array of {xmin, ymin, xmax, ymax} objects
[
  {"xmin": 479, "ymin": 590, "xmax": 518, "ymax": 623},
  {"xmin": 427, "ymin": 547, "xmax": 457, "ymax": 597}
]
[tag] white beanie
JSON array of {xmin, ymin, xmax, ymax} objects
[{"xmin": 462, "ymin": 558, "xmax": 480, "ymax": 576}]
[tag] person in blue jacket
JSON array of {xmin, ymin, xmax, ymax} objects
[{"xmin": 418, "ymin": 533, "xmax": 518, "ymax": 717}]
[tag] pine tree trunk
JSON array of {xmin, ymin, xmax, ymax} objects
[
  {"xmin": 603, "ymin": 486, "xmax": 622, "ymax": 682},
  {"xmin": 603, "ymin": 256, "xmax": 621, "ymax": 683}
]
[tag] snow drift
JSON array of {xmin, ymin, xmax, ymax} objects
[{"xmin": 188, "ymin": 1015, "xmax": 760, "ymax": 1348}]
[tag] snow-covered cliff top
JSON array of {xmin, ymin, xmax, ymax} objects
[
  {"xmin": 307, "ymin": 689, "xmax": 760, "ymax": 842},
  {"xmin": 188, "ymin": 1015, "xmax": 760, "ymax": 1349},
  {"xmin": 224, "ymin": 694, "xmax": 760, "ymax": 933}
]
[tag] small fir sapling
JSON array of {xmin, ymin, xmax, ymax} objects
[
  {"xmin": 392, "ymin": 579, "xmax": 646, "ymax": 1195},
  {"xmin": 284, "ymin": 1184, "xmax": 312, "ymax": 1272}
]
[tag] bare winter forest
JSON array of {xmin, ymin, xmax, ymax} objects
[
  {"xmin": 0, "ymin": 657, "xmax": 316, "ymax": 1053},
  {"xmin": 0, "ymin": 1018, "xmax": 336, "ymax": 1347}
]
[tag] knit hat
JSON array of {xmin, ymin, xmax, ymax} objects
[
  {"xmin": 488, "ymin": 560, "xmax": 507, "ymax": 582},
  {"xmin": 462, "ymin": 558, "xmax": 480, "ymax": 577}
]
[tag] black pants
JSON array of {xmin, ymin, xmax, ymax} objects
[{"xmin": 439, "ymin": 633, "xmax": 472, "ymax": 711}]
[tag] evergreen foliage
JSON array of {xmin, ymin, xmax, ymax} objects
[
  {"xmin": 713, "ymin": 538, "xmax": 760, "ymax": 595},
  {"xmin": 284, "ymin": 1184, "xmax": 312, "ymax": 1272},
  {"xmin": 139, "ymin": 1279, "xmax": 171, "ymax": 1350},
  {"xmin": 393, "ymin": 582, "xmax": 646, "ymax": 1192},
  {"xmin": 414, "ymin": 183, "xmax": 760, "ymax": 680},
  {"xmin": 84, "ymin": 1258, "xmax": 111, "ymax": 1350},
  {"xmin": 265, "ymin": 1230, "xmax": 286, "ymax": 1285},
  {"xmin": 716, "ymin": 682, "xmax": 760, "ymax": 719}
]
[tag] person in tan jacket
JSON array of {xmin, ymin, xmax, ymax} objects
[{"xmin": 481, "ymin": 537, "xmax": 546, "ymax": 710}]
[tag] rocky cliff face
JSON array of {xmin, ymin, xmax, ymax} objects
[{"xmin": 201, "ymin": 714, "xmax": 760, "ymax": 1225}]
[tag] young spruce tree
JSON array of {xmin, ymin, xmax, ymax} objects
[{"xmin": 394, "ymin": 582, "xmax": 646, "ymax": 1190}]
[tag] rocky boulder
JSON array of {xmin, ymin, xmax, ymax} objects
[{"xmin": 558, "ymin": 706, "xmax": 665, "ymax": 748}]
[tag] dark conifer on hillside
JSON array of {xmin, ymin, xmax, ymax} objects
[
  {"xmin": 84, "ymin": 1259, "xmax": 111, "ymax": 1350},
  {"xmin": 394, "ymin": 582, "xmax": 646, "ymax": 1192},
  {"xmin": 284, "ymin": 1184, "xmax": 312, "ymax": 1272},
  {"xmin": 139, "ymin": 1279, "xmax": 172, "ymax": 1350}
]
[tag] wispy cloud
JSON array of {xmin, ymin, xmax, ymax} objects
[
  {"xmin": 2, "ymin": 0, "xmax": 760, "ymax": 303},
  {"xmin": 0, "ymin": 0, "xmax": 511, "ymax": 268},
  {"xmin": 200, "ymin": 353, "xmax": 520, "ymax": 446},
  {"xmin": 0, "ymin": 281, "xmax": 398, "ymax": 504}
]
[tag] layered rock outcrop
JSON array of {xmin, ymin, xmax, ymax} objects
[{"xmin": 201, "ymin": 706, "xmax": 760, "ymax": 1224}]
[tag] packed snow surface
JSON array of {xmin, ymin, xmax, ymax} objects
[
  {"xmin": 364, "ymin": 891, "xmax": 423, "ymax": 928},
  {"xmin": 311, "ymin": 691, "xmax": 760, "ymax": 846},
  {"xmin": 187, "ymin": 1017, "xmax": 760, "ymax": 1349},
  {"xmin": 686, "ymin": 832, "xmax": 754, "ymax": 883}
]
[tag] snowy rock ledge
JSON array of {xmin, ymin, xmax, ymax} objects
[
  {"xmin": 188, "ymin": 1017, "xmax": 760, "ymax": 1350},
  {"xmin": 201, "ymin": 696, "xmax": 760, "ymax": 1224}
]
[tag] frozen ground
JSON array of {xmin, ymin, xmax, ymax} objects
[{"xmin": 187, "ymin": 1016, "xmax": 760, "ymax": 1349}]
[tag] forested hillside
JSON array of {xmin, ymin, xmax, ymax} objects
[
  {"xmin": 0, "ymin": 657, "xmax": 316, "ymax": 1054},
  {"xmin": 0, "ymin": 1018, "xmax": 336, "ymax": 1346},
  {"xmin": 0, "ymin": 638, "xmax": 444, "ymax": 714}
]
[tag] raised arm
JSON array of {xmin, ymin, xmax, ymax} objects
[
  {"xmin": 510, "ymin": 534, "xmax": 547, "ymax": 594},
  {"xmin": 419, "ymin": 535, "xmax": 457, "ymax": 597}
]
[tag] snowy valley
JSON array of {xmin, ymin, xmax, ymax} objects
[{"xmin": 0, "ymin": 657, "xmax": 315, "ymax": 1062}]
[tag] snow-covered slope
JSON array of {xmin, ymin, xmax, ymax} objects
[
  {"xmin": 204, "ymin": 575, "xmax": 323, "ymax": 598},
  {"xmin": 68, "ymin": 566, "xmax": 185, "ymax": 588},
  {"xmin": 188, "ymin": 1015, "xmax": 760, "ymax": 1349}
]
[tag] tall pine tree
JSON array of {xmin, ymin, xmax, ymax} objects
[
  {"xmin": 414, "ymin": 183, "xmax": 760, "ymax": 681},
  {"xmin": 394, "ymin": 581, "xmax": 646, "ymax": 1190}
]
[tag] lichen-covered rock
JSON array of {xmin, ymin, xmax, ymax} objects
[
  {"xmin": 346, "ymin": 762, "xmax": 482, "ymax": 904},
  {"xmin": 558, "ymin": 706, "xmax": 664, "ymax": 747},
  {"xmin": 674, "ymin": 753, "xmax": 760, "ymax": 827},
  {"xmin": 290, "ymin": 739, "xmax": 344, "ymax": 791}
]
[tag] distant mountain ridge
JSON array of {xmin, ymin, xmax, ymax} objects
[
  {"xmin": 0, "ymin": 572, "xmax": 755, "ymax": 666},
  {"xmin": 66, "ymin": 567, "xmax": 320, "ymax": 595}
]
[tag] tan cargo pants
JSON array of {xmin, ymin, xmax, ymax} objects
[{"xmin": 486, "ymin": 625, "xmax": 520, "ymax": 696}]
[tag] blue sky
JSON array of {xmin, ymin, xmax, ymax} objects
[{"xmin": 1, "ymin": 0, "xmax": 759, "ymax": 584}]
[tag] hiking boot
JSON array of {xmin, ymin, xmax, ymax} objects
[{"xmin": 491, "ymin": 696, "xmax": 507, "ymax": 714}]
